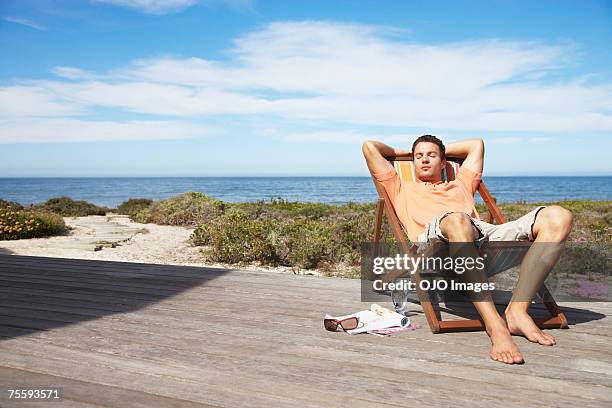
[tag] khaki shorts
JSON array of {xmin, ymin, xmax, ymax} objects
[{"xmin": 417, "ymin": 206, "xmax": 546, "ymax": 244}]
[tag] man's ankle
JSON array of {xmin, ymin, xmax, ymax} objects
[
  {"xmin": 506, "ymin": 302, "xmax": 530, "ymax": 315},
  {"xmin": 484, "ymin": 316, "xmax": 509, "ymax": 334}
]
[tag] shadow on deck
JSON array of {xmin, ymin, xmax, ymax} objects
[{"xmin": 0, "ymin": 254, "xmax": 234, "ymax": 340}]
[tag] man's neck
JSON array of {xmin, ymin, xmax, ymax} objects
[{"xmin": 416, "ymin": 176, "xmax": 443, "ymax": 184}]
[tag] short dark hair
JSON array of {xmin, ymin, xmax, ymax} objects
[{"xmin": 412, "ymin": 134, "xmax": 446, "ymax": 159}]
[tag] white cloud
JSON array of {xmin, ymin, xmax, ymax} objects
[
  {"xmin": 92, "ymin": 0, "xmax": 199, "ymax": 14},
  {"xmin": 0, "ymin": 86, "xmax": 84, "ymax": 117},
  {"xmin": 3, "ymin": 16, "xmax": 46, "ymax": 30},
  {"xmin": 35, "ymin": 80, "xmax": 273, "ymax": 116},
  {"xmin": 0, "ymin": 118, "xmax": 210, "ymax": 143},
  {"xmin": 51, "ymin": 67, "xmax": 96, "ymax": 80},
  {"xmin": 3, "ymin": 21, "xmax": 612, "ymax": 144}
]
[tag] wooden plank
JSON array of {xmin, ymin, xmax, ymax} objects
[
  {"xmin": 0, "ymin": 366, "xmax": 214, "ymax": 408},
  {"xmin": 1, "ymin": 290, "xmax": 611, "ymax": 373},
  {"xmin": 0, "ymin": 278, "xmax": 607, "ymax": 358},
  {"xmin": 2, "ymin": 301, "xmax": 610, "ymax": 385},
  {"xmin": 0, "ymin": 255, "xmax": 611, "ymax": 407},
  {"xmin": 1, "ymin": 331, "xmax": 610, "ymax": 407},
  {"xmin": 0, "ymin": 339, "xmax": 473, "ymax": 408}
]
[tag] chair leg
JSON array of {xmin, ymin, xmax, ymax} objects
[
  {"xmin": 411, "ymin": 268, "xmax": 442, "ymax": 333},
  {"xmin": 538, "ymin": 284, "xmax": 569, "ymax": 329},
  {"xmin": 369, "ymin": 199, "xmax": 386, "ymax": 281},
  {"xmin": 374, "ymin": 198, "xmax": 384, "ymax": 243}
]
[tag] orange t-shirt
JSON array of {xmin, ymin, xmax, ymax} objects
[{"xmin": 373, "ymin": 163, "xmax": 482, "ymax": 242}]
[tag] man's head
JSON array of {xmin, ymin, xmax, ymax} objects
[{"xmin": 411, "ymin": 135, "xmax": 446, "ymax": 182}]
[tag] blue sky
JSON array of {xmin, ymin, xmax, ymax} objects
[{"xmin": 1, "ymin": 0, "xmax": 611, "ymax": 176}]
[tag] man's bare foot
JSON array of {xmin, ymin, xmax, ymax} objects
[
  {"xmin": 487, "ymin": 322, "xmax": 524, "ymax": 364},
  {"xmin": 504, "ymin": 308, "xmax": 556, "ymax": 346}
]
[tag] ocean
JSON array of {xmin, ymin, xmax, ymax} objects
[{"xmin": 0, "ymin": 177, "xmax": 610, "ymax": 208}]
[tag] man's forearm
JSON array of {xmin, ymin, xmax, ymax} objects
[
  {"xmin": 445, "ymin": 138, "xmax": 485, "ymax": 173},
  {"xmin": 363, "ymin": 140, "xmax": 411, "ymax": 158},
  {"xmin": 445, "ymin": 138, "xmax": 484, "ymax": 159}
]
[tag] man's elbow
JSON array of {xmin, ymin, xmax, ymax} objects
[
  {"xmin": 362, "ymin": 140, "xmax": 377, "ymax": 156},
  {"xmin": 473, "ymin": 138, "xmax": 484, "ymax": 154}
]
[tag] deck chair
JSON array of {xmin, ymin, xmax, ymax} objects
[{"xmin": 369, "ymin": 155, "xmax": 569, "ymax": 333}]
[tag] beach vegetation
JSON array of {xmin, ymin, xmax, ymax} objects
[
  {"xmin": 35, "ymin": 196, "xmax": 110, "ymax": 217},
  {"xmin": 117, "ymin": 198, "xmax": 153, "ymax": 219},
  {"xmin": 0, "ymin": 199, "xmax": 24, "ymax": 211},
  {"xmin": 0, "ymin": 207, "xmax": 66, "ymax": 240},
  {"xmin": 132, "ymin": 192, "xmax": 225, "ymax": 226},
  {"xmin": 190, "ymin": 199, "xmax": 395, "ymax": 273},
  {"xmin": 194, "ymin": 209, "xmax": 276, "ymax": 264}
]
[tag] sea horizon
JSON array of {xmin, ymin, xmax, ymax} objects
[{"xmin": 1, "ymin": 176, "xmax": 610, "ymax": 208}]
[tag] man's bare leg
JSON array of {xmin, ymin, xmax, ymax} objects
[
  {"xmin": 440, "ymin": 213, "xmax": 524, "ymax": 364},
  {"xmin": 504, "ymin": 206, "xmax": 573, "ymax": 346}
]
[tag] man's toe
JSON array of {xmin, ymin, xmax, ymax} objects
[
  {"xmin": 527, "ymin": 331, "xmax": 550, "ymax": 345},
  {"xmin": 512, "ymin": 352, "xmax": 524, "ymax": 364},
  {"xmin": 537, "ymin": 332, "xmax": 554, "ymax": 346},
  {"xmin": 503, "ymin": 352, "xmax": 512, "ymax": 364}
]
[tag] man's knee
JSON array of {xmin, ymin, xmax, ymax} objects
[
  {"xmin": 440, "ymin": 212, "xmax": 478, "ymax": 240},
  {"xmin": 536, "ymin": 206, "xmax": 573, "ymax": 238}
]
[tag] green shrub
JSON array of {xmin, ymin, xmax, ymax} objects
[
  {"xmin": 0, "ymin": 199, "xmax": 24, "ymax": 211},
  {"xmin": 280, "ymin": 220, "xmax": 333, "ymax": 269},
  {"xmin": 36, "ymin": 196, "xmax": 109, "ymax": 217},
  {"xmin": 0, "ymin": 208, "xmax": 66, "ymax": 240},
  {"xmin": 142, "ymin": 192, "xmax": 225, "ymax": 226},
  {"xmin": 132, "ymin": 207, "xmax": 153, "ymax": 224},
  {"xmin": 190, "ymin": 198, "xmax": 398, "ymax": 270},
  {"xmin": 233, "ymin": 198, "xmax": 339, "ymax": 221},
  {"xmin": 191, "ymin": 223, "xmax": 213, "ymax": 246},
  {"xmin": 197, "ymin": 209, "xmax": 276, "ymax": 264},
  {"xmin": 117, "ymin": 198, "xmax": 153, "ymax": 218},
  {"xmin": 330, "ymin": 214, "xmax": 373, "ymax": 264}
]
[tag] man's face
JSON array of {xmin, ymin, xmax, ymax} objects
[{"xmin": 413, "ymin": 141, "xmax": 445, "ymax": 182}]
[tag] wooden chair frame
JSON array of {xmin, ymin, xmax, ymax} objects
[{"xmin": 369, "ymin": 155, "xmax": 569, "ymax": 333}]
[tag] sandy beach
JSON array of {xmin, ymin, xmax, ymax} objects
[{"xmin": 0, "ymin": 214, "xmax": 314, "ymax": 275}]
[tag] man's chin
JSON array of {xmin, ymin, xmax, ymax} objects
[{"xmin": 417, "ymin": 173, "xmax": 435, "ymax": 182}]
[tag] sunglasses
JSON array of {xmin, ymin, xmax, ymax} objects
[{"xmin": 324, "ymin": 316, "xmax": 361, "ymax": 332}]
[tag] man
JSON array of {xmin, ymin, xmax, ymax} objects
[{"xmin": 362, "ymin": 135, "xmax": 573, "ymax": 364}]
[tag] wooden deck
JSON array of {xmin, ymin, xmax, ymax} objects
[{"xmin": 0, "ymin": 254, "xmax": 610, "ymax": 407}]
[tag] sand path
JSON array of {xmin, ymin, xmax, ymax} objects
[
  {"xmin": 0, "ymin": 214, "xmax": 314, "ymax": 274},
  {"xmin": 0, "ymin": 215, "xmax": 201, "ymax": 264}
]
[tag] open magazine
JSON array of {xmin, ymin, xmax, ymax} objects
[{"xmin": 325, "ymin": 304, "xmax": 415, "ymax": 336}]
